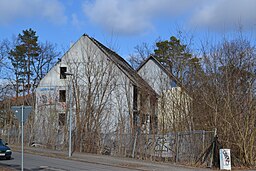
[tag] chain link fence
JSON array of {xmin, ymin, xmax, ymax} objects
[
  {"xmin": 100, "ymin": 130, "xmax": 215, "ymax": 164},
  {"xmin": 1, "ymin": 123, "xmax": 215, "ymax": 165}
]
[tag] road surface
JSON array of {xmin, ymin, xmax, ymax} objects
[{"xmin": 0, "ymin": 152, "xmax": 140, "ymax": 171}]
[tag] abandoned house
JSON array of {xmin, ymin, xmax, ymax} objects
[
  {"xmin": 137, "ymin": 56, "xmax": 192, "ymax": 133},
  {"xmin": 35, "ymin": 34, "xmax": 158, "ymax": 150}
]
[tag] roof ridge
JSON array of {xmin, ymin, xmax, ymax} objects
[
  {"xmin": 89, "ymin": 37, "xmax": 135, "ymax": 70},
  {"xmin": 88, "ymin": 35, "xmax": 157, "ymax": 95}
]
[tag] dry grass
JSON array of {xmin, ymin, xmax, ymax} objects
[{"xmin": 0, "ymin": 167, "xmax": 15, "ymax": 171}]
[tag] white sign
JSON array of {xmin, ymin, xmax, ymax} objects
[{"xmin": 220, "ymin": 149, "xmax": 231, "ymax": 170}]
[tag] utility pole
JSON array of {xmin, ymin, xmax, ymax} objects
[{"xmin": 65, "ymin": 72, "xmax": 73, "ymax": 157}]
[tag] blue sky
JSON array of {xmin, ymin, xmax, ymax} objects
[{"xmin": 1, "ymin": 0, "xmax": 256, "ymax": 58}]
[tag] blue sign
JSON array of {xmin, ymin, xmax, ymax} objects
[{"xmin": 11, "ymin": 106, "xmax": 33, "ymax": 123}]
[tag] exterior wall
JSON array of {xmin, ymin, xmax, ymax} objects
[
  {"xmin": 138, "ymin": 59, "xmax": 176, "ymax": 94},
  {"xmin": 138, "ymin": 58, "xmax": 191, "ymax": 133},
  {"xmin": 35, "ymin": 36, "xmax": 134, "ymax": 145},
  {"xmin": 158, "ymin": 87, "xmax": 192, "ymax": 133}
]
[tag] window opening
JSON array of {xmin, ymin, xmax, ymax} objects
[
  {"xmin": 58, "ymin": 113, "xmax": 66, "ymax": 126},
  {"xmin": 59, "ymin": 90, "xmax": 66, "ymax": 102},
  {"xmin": 60, "ymin": 67, "xmax": 67, "ymax": 79}
]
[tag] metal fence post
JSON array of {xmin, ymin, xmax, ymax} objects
[
  {"xmin": 132, "ymin": 131, "xmax": 138, "ymax": 158},
  {"xmin": 202, "ymin": 130, "xmax": 205, "ymax": 154},
  {"xmin": 209, "ymin": 128, "xmax": 217, "ymax": 168},
  {"xmin": 176, "ymin": 132, "xmax": 180, "ymax": 163}
]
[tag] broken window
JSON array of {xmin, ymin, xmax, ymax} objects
[
  {"xmin": 59, "ymin": 90, "xmax": 66, "ymax": 102},
  {"xmin": 58, "ymin": 113, "xmax": 66, "ymax": 126},
  {"xmin": 60, "ymin": 67, "xmax": 67, "ymax": 79}
]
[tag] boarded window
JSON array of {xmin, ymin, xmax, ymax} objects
[
  {"xmin": 59, "ymin": 90, "xmax": 66, "ymax": 102},
  {"xmin": 58, "ymin": 113, "xmax": 66, "ymax": 126},
  {"xmin": 60, "ymin": 67, "xmax": 67, "ymax": 79}
]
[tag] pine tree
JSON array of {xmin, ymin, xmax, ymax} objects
[
  {"xmin": 154, "ymin": 36, "xmax": 200, "ymax": 83},
  {"xmin": 9, "ymin": 28, "xmax": 40, "ymax": 96}
]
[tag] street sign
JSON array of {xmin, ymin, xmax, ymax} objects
[
  {"xmin": 11, "ymin": 105, "xmax": 33, "ymax": 171},
  {"xmin": 11, "ymin": 106, "xmax": 32, "ymax": 123},
  {"xmin": 220, "ymin": 149, "xmax": 231, "ymax": 170}
]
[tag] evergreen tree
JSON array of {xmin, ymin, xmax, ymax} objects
[
  {"xmin": 9, "ymin": 28, "xmax": 40, "ymax": 96},
  {"xmin": 154, "ymin": 36, "xmax": 200, "ymax": 83}
]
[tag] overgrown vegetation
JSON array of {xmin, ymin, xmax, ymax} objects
[
  {"xmin": 0, "ymin": 28, "xmax": 255, "ymax": 167},
  {"xmin": 128, "ymin": 31, "xmax": 256, "ymax": 166}
]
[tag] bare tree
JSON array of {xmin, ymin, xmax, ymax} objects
[
  {"xmin": 128, "ymin": 42, "xmax": 154, "ymax": 69},
  {"xmin": 192, "ymin": 35, "xmax": 256, "ymax": 166},
  {"xmin": 61, "ymin": 37, "xmax": 131, "ymax": 153},
  {"xmin": 59, "ymin": 36, "xmax": 158, "ymax": 156},
  {"xmin": 31, "ymin": 41, "xmax": 60, "ymax": 92}
]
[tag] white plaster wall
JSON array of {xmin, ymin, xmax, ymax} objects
[
  {"xmin": 137, "ymin": 58, "xmax": 192, "ymax": 133},
  {"xmin": 138, "ymin": 59, "xmax": 172, "ymax": 94},
  {"xmin": 157, "ymin": 87, "xmax": 192, "ymax": 132},
  {"xmin": 35, "ymin": 36, "xmax": 134, "ymax": 143}
]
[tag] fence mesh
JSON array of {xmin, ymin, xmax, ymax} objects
[
  {"xmin": 1, "ymin": 125, "xmax": 215, "ymax": 164},
  {"xmin": 100, "ymin": 130, "xmax": 215, "ymax": 164}
]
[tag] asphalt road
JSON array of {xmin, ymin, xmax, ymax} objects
[
  {"xmin": 1, "ymin": 147, "xmax": 255, "ymax": 171},
  {"xmin": 3, "ymin": 146, "xmax": 216, "ymax": 171},
  {"xmin": 0, "ymin": 152, "xmax": 140, "ymax": 171}
]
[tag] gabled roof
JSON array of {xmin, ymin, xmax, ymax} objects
[
  {"xmin": 137, "ymin": 56, "xmax": 183, "ymax": 87},
  {"xmin": 38, "ymin": 34, "xmax": 156, "ymax": 96},
  {"xmin": 85, "ymin": 34, "xmax": 157, "ymax": 96}
]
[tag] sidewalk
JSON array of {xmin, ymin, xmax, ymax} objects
[{"xmin": 10, "ymin": 145, "xmax": 212, "ymax": 171}]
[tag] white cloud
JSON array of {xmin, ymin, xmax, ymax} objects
[
  {"xmin": 83, "ymin": 0, "xmax": 199, "ymax": 35},
  {"xmin": 190, "ymin": 0, "xmax": 256, "ymax": 31},
  {"xmin": 83, "ymin": 0, "xmax": 149, "ymax": 35},
  {"xmin": 71, "ymin": 13, "xmax": 82, "ymax": 29},
  {"xmin": 83, "ymin": 0, "xmax": 256, "ymax": 35},
  {"xmin": 83, "ymin": 0, "xmax": 188, "ymax": 34},
  {"xmin": 0, "ymin": 0, "xmax": 67, "ymax": 25}
]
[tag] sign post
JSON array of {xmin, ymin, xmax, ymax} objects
[
  {"xmin": 220, "ymin": 149, "xmax": 231, "ymax": 170},
  {"xmin": 11, "ymin": 106, "xmax": 32, "ymax": 171}
]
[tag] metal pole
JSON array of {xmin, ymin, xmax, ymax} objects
[
  {"xmin": 68, "ymin": 76, "xmax": 73, "ymax": 157},
  {"xmin": 21, "ymin": 105, "xmax": 24, "ymax": 171},
  {"xmin": 176, "ymin": 132, "xmax": 179, "ymax": 163},
  {"xmin": 202, "ymin": 130, "xmax": 205, "ymax": 154},
  {"xmin": 132, "ymin": 131, "xmax": 138, "ymax": 158},
  {"xmin": 209, "ymin": 128, "xmax": 217, "ymax": 168}
]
